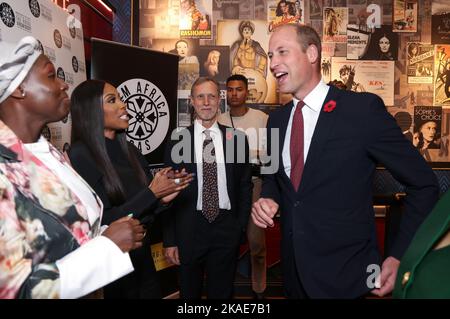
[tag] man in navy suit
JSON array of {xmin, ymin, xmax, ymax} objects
[{"xmin": 252, "ymin": 24, "xmax": 439, "ymax": 298}]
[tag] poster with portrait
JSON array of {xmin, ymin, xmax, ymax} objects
[
  {"xmin": 323, "ymin": 7, "xmax": 348, "ymax": 43},
  {"xmin": 407, "ymin": 43, "xmax": 434, "ymax": 84},
  {"xmin": 434, "ymin": 45, "xmax": 450, "ymax": 106},
  {"xmin": 179, "ymin": 0, "xmax": 212, "ymax": 39},
  {"xmin": 421, "ymin": 108, "xmax": 450, "ymax": 163},
  {"xmin": 331, "ymin": 57, "xmax": 395, "ymax": 105},
  {"xmin": 393, "ymin": 0, "xmax": 418, "ymax": 33},
  {"xmin": 413, "ymin": 105, "xmax": 441, "ymax": 164},
  {"xmin": 358, "ymin": 25, "xmax": 398, "ymax": 61},
  {"xmin": 268, "ymin": 0, "xmax": 305, "ymax": 32},
  {"xmin": 198, "ymin": 45, "xmax": 230, "ymax": 85},
  {"xmin": 431, "ymin": 0, "xmax": 450, "ymax": 44},
  {"xmin": 139, "ymin": 0, "xmax": 180, "ymax": 47},
  {"xmin": 216, "ymin": 19, "xmax": 277, "ymax": 104},
  {"xmin": 346, "ymin": 24, "xmax": 372, "ymax": 60},
  {"xmin": 152, "ymin": 38, "xmax": 200, "ymax": 90}
]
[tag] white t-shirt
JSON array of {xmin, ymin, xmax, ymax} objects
[{"xmin": 218, "ymin": 107, "xmax": 268, "ymax": 164}]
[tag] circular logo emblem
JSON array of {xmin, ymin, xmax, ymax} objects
[
  {"xmin": 29, "ymin": 0, "xmax": 40, "ymax": 18},
  {"xmin": 0, "ymin": 2, "xmax": 15, "ymax": 28},
  {"xmin": 56, "ymin": 67, "xmax": 65, "ymax": 81},
  {"xmin": 72, "ymin": 56, "xmax": 78, "ymax": 73},
  {"xmin": 118, "ymin": 79, "xmax": 170, "ymax": 155},
  {"xmin": 53, "ymin": 29, "xmax": 62, "ymax": 48}
]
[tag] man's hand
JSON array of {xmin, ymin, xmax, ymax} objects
[
  {"xmin": 371, "ymin": 256, "xmax": 400, "ymax": 297},
  {"xmin": 164, "ymin": 246, "xmax": 180, "ymax": 265},
  {"xmin": 251, "ymin": 198, "xmax": 279, "ymax": 228}
]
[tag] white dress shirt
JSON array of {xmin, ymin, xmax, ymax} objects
[
  {"xmin": 194, "ymin": 120, "xmax": 231, "ymax": 211},
  {"xmin": 282, "ymin": 81, "xmax": 330, "ymax": 178}
]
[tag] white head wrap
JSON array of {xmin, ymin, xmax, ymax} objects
[{"xmin": 0, "ymin": 36, "xmax": 42, "ymax": 103}]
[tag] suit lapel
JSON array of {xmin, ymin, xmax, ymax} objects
[{"xmin": 298, "ymin": 86, "xmax": 342, "ymax": 194}]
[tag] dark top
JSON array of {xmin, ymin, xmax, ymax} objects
[
  {"xmin": 69, "ymin": 137, "xmax": 164, "ymax": 298},
  {"xmin": 69, "ymin": 138, "xmax": 160, "ymax": 225},
  {"xmin": 261, "ymin": 85, "xmax": 439, "ymax": 298}
]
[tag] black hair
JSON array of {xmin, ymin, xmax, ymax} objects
[
  {"xmin": 70, "ymin": 79, "xmax": 147, "ymax": 205},
  {"xmin": 226, "ymin": 74, "xmax": 248, "ymax": 89}
]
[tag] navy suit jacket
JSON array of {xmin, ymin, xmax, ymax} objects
[
  {"xmin": 162, "ymin": 123, "xmax": 253, "ymax": 264},
  {"xmin": 261, "ymin": 85, "xmax": 439, "ymax": 298}
]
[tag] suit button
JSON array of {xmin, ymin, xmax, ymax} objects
[
  {"xmin": 402, "ymin": 271, "xmax": 411, "ymax": 287},
  {"xmin": 294, "ymin": 201, "xmax": 300, "ymax": 207}
]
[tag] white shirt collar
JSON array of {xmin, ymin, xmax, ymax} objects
[
  {"xmin": 194, "ymin": 119, "xmax": 221, "ymax": 136},
  {"xmin": 293, "ymin": 81, "xmax": 330, "ymax": 112},
  {"xmin": 23, "ymin": 136, "xmax": 50, "ymax": 153}
]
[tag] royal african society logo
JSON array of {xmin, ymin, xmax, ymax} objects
[
  {"xmin": 118, "ymin": 79, "xmax": 170, "ymax": 155},
  {"xmin": 0, "ymin": 2, "xmax": 15, "ymax": 28},
  {"xmin": 29, "ymin": 0, "xmax": 40, "ymax": 18}
]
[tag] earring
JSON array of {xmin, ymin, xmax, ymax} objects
[{"xmin": 21, "ymin": 91, "xmax": 26, "ymax": 98}]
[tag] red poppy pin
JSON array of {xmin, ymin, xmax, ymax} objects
[
  {"xmin": 323, "ymin": 100, "xmax": 336, "ymax": 113},
  {"xmin": 226, "ymin": 131, "xmax": 233, "ymax": 140}
]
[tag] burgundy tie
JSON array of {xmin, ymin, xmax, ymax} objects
[{"xmin": 290, "ymin": 101, "xmax": 305, "ymax": 192}]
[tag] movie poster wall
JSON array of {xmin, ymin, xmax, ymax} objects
[
  {"xmin": 138, "ymin": 0, "xmax": 450, "ymax": 164},
  {"xmin": 0, "ymin": 0, "xmax": 86, "ymax": 151}
]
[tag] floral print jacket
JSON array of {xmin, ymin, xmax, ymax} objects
[{"xmin": 0, "ymin": 121, "xmax": 101, "ymax": 299}]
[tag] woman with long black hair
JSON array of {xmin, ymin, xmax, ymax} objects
[{"xmin": 68, "ymin": 79, "xmax": 193, "ymax": 298}]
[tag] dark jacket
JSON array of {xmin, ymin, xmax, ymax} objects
[
  {"xmin": 262, "ymin": 85, "xmax": 439, "ymax": 298},
  {"xmin": 162, "ymin": 124, "xmax": 253, "ymax": 264},
  {"xmin": 69, "ymin": 137, "xmax": 164, "ymax": 298}
]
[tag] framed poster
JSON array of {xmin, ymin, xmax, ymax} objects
[{"xmin": 393, "ymin": 0, "xmax": 418, "ymax": 33}]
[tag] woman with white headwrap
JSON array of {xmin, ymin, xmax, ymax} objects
[{"xmin": 0, "ymin": 36, "xmax": 145, "ymax": 299}]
